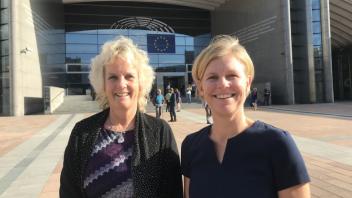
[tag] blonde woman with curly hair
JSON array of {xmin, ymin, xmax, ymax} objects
[
  {"xmin": 181, "ymin": 35, "xmax": 310, "ymax": 198},
  {"xmin": 60, "ymin": 36, "xmax": 182, "ymax": 198}
]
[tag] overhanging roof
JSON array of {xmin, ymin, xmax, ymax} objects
[
  {"xmin": 330, "ymin": 0, "xmax": 352, "ymax": 49},
  {"xmin": 63, "ymin": 0, "xmax": 227, "ymax": 10}
]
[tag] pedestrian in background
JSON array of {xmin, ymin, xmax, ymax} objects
[
  {"xmin": 203, "ymin": 101, "xmax": 212, "ymax": 124},
  {"xmin": 175, "ymin": 88, "xmax": 181, "ymax": 112},
  {"xmin": 154, "ymin": 89, "xmax": 164, "ymax": 118},
  {"xmin": 165, "ymin": 89, "xmax": 171, "ymax": 112},
  {"xmin": 182, "ymin": 35, "xmax": 310, "ymax": 198},
  {"xmin": 169, "ymin": 88, "xmax": 177, "ymax": 122},
  {"xmin": 60, "ymin": 37, "xmax": 182, "ymax": 198},
  {"xmin": 186, "ymin": 85, "xmax": 192, "ymax": 103},
  {"xmin": 264, "ymin": 86, "xmax": 271, "ymax": 106},
  {"xmin": 251, "ymin": 87, "xmax": 258, "ymax": 110}
]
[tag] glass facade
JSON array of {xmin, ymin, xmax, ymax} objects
[
  {"xmin": 311, "ymin": 0, "xmax": 324, "ymax": 102},
  {"xmin": 63, "ymin": 2, "xmax": 211, "ymax": 95},
  {"xmin": 0, "ymin": 0, "xmax": 9, "ymax": 115}
]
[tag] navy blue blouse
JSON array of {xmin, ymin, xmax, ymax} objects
[{"xmin": 181, "ymin": 121, "xmax": 310, "ymax": 198}]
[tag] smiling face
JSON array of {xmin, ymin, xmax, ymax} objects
[
  {"xmin": 198, "ymin": 53, "xmax": 252, "ymax": 118},
  {"xmin": 104, "ymin": 57, "xmax": 140, "ymax": 113}
]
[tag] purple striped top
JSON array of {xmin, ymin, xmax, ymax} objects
[{"xmin": 83, "ymin": 127, "xmax": 135, "ymax": 198}]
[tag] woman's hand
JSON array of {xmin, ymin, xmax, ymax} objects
[{"xmin": 278, "ymin": 183, "xmax": 311, "ymax": 198}]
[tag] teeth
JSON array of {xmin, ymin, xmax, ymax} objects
[
  {"xmin": 114, "ymin": 93, "xmax": 129, "ymax": 97},
  {"xmin": 215, "ymin": 94, "xmax": 234, "ymax": 99}
]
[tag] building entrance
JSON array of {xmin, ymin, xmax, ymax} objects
[
  {"xmin": 333, "ymin": 48, "xmax": 352, "ymax": 100},
  {"xmin": 163, "ymin": 76, "xmax": 186, "ymax": 96}
]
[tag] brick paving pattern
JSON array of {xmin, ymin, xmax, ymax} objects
[{"xmin": 0, "ymin": 98, "xmax": 351, "ymax": 197}]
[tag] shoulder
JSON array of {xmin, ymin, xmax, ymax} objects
[
  {"xmin": 244, "ymin": 121, "xmax": 296, "ymax": 148},
  {"xmin": 253, "ymin": 121, "xmax": 300, "ymax": 155},
  {"xmin": 250, "ymin": 121, "xmax": 290, "ymax": 139},
  {"xmin": 73, "ymin": 109, "xmax": 107, "ymax": 132},
  {"xmin": 141, "ymin": 112, "xmax": 172, "ymax": 134},
  {"xmin": 182, "ymin": 125, "xmax": 210, "ymax": 150}
]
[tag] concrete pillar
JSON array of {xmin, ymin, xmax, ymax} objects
[
  {"xmin": 305, "ymin": 0, "xmax": 317, "ymax": 103},
  {"xmin": 282, "ymin": 0, "xmax": 295, "ymax": 104},
  {"xmin": 320, "ymin": 0, "xmax": 334, "ymax": 102},
  {"xmin": 9, "ymin": 0, "xmax": 24, "ymax": 116}
]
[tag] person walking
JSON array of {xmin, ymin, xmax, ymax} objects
[
  {"xmin": 169, "ymin": 88, "xmax": 177, "ymax": 122},
  {"xmin": 250, "ymin": 87, "xmax": 258, "ymax": 111},
  {"xmin": 175, "ymin": 88, "xmax": 181, "ymax": 112},
  {"xmin": 60, "ymin": 37, "xmax": 182, "ymax": 198},
  {"xmin": 154, "ymin": 89, "xmax": 164, "ymax": 118},
  {"xmin": 264, "ymin": 86, "xmax": 271, "ymax": 106},
  {"xmin": 186, "ymin": 85, "xmax": 192, "ymax": 103},
  {"xmin": 165, "ymin": 89, "xmax": 171, "ymax": 112},
  {"xmin": 203, "ymin": 101, "xmax": 212, "ymax": 124},
  {"xmin": 182, "ymin": 35, "xmax": 310, "ymax": 198}
]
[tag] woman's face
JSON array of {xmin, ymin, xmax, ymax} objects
[
  {"xmin": 199, "ymin": 53, "xmax": 252, "ymax": 117},
  {"xmin": 104, "ymin": 57, "xmax": 140, "ymax": 112}
]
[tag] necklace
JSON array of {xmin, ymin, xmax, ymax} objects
[
  {"xmin": 105, "ymin": 116, "xmax": 129, "ymax": 143},
  {"xmin": 105, "ymin": 116, "xmax": 135, "ymax": 144}
]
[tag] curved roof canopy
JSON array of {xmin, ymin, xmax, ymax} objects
[
  {"xmin": 63, "ymin": 0, "xmax": 352, "ymax": 49},
  {"xmin": 63, "ymin": 0, "xmax": 227, "ymax": 10},
  {"xmin": 330, "ymin": 0, "xmax": 352, "ymax": 49}
]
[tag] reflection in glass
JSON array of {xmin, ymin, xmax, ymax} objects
[
  {"xmin": 185, "ymin": 37, "xmax": 194, "ymax": 45},
  {"xmin": 98, "ymin": 34, "xmax": 117, "ymax": 44},
  {"xmin": 158, "ymin": 55, "xmax": 185, "ymax": 64},
  {"xmin": 313, "ymin": 34, "xmax": 321, "ymax": 46},
  {"xmin": 47, "ymin": 54, "xmax": 65, "ymax": 64},
  {"xmin": 156, "ymin": 64, "xmax": 186, "ymax": 72},
  {"xmin": 0, "ymin": 24, "xmax": 8, "ymax": 40},
  {"xmin": 66, "ymin": 34, "xmax": 97, "ymax": 44},
  {"xmin": 0, "ymin": 0, "xmax": 8, "ymax": 8},
  {"xmin": 313, "ymin": 46, "xmax": 322, "ymax": 57},
  {"xmin": 312, "ymin": 10, "xmax": 321, "ymax": 22},
  {"xmin": 176, "ymin": 36, "xmax": 185, "ymax": 45},
  {"xmin": 312, "ymin": 0, "xmax": 320, "ymax": 10},
  {"xmin": 312, "ymin": 22, "xmax": 321, "ymax": 34},
  {"xmin": 66, "ymin": 44, "xmax": 98, "ymax": 53},
  {"xmin": 130, "ymin": 35, "xmax": 147, "ymax": 45},
  {"xmin": 1, "ymin": 9, "xmax": 8, "ymax": 23},
  {"xmin": 1, "ymin": 40, "xmax": 9, "ymax": 56},
  {"xmin": 66, "ymin": 53, "xmax": 97, "ymax": 64}
]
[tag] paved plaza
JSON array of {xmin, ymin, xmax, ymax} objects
[{"xmin": 0, "ymin": 96, "xmax": 352, "ymax": 197}]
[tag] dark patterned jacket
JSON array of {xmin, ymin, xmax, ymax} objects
[{"xmin": 60, "ymin": 109, "xmax": 183, "ymax": 198}]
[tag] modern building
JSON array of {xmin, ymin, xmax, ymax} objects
[{"xmin": 1, "ymin": 0, "xmax": 351, "ymax": 116}]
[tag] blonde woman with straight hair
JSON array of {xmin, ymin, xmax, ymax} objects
[
  {"xmin": 60, "ymin": 36, "xmax": 182, "ymax": 198},
  {"xmin": 181, "ymin": 35, "xmax": 310, "ymax": 198}
]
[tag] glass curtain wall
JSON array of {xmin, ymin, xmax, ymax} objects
[
  {"xmin": 64, "ymin": 2, "xmax": 211, "ymax": 95},
  {"xmin": 0, "ymin": 0, "xmax": 9, "ymax": 115},
  {"xmin": 311, "ymin": 0, "xmax": 324, "ymax": 102}
]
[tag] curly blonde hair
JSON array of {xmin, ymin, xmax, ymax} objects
[{"xmin": 89, "ymin": 36, "xmax": 155, "ymax": 112}]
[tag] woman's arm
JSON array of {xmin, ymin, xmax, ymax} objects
[
  {"xmin": 184, "ymin": 176, "xmax": 190, "ymax": 198},
  {"xmin": 278, "ymin": 183, "xmax": 310, "ymax": 198}
]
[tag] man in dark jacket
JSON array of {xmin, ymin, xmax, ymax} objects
[{"xmin": 168, "ymin": 88, "xmax": 177, "ymax": 122}]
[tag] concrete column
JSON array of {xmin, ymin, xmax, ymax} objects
[
  {"xmin": 305, "ymin": 0, "xmax": 317, "ymax": 103},
  {"xmin": 282, "ymin": 0, "xmax": 295, "ymax": 104},
  {"xmin": 320, "ymin": 0, "xmax": 334, "ymax": 102},
  {"xmin": 9, "ymin": 0, "xmax": 24, "ymax": 116}
]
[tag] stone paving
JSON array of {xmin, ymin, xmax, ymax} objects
[{"xmin": 0, "ymin": 96, "xmax": 351, "ymax": 197}]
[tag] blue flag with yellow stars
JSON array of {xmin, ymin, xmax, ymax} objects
[{"xmin": 147, "ymin": 34, "xmax": 175, "ymax": 53}]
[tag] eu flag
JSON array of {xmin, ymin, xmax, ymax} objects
[{"xmin": 147, "ymin": 34, "xmax": 175, "ymax": 53}]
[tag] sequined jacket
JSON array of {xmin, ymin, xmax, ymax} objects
[{"xmin": 60, "ymin": 109, "xmax": 183, "ymax": 198}]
